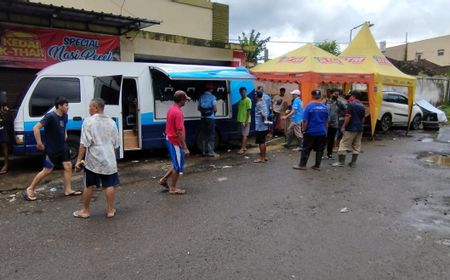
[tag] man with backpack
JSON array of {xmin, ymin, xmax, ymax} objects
[{"xmin": 198, "ymin": 83, "xmax": 219, "ymax": 157}]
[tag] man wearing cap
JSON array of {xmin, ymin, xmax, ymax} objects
[
  {"xmin": 159, "ymin": 90, "xmax": 191, "ymax": 194},
  {"xmin": 282, "ymin": 89, "xmax": 303, "ymax": 151},
  {"xmin": 332, "ymin": 91, "xmax": 365, "ymax": 168},
  {"xmin": 293, "ymin": 89, "xmax": 329, "ymax": 171},
  {"xmin": 198, "ymin": 83, "xmax": 219, "ymax": 157}
]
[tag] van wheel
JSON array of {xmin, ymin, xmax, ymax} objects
[
  {"xmin": 410, "ymin": 114, "xmax": 422, "ymax": 130},
  {"xmin": 379, "ymin": 114, "xmax": 392, "ymax": 132},
  {"xmin": 66, "ymin": 135, "xmax": 80, "ymax": 165}
]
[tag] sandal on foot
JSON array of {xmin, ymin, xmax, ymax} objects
[
  {"xmin": 169, "ymin": 188, "xmax": 186, "ymax": 195},
  {"xmin": 158, "ymin": 179, "xmax": 169, "ymax": 189},
  {"xmin": 65, "ymin": 191, "xmax": 82, "ymax": 196},
  {"xmin": 22, "ymin": 191, "xmax": 37, "ymax": 201},
  {"xmin": 253, "ymin": 159, "xmax": 265, "ymax": 163},
  {"xmin": 106, "ymin": 209, "xmax": 116, "ymax": 218},
  {"xmin": 236, "ymin": 150, "xmax": 245, "ymax": 155},
  {"xmin": 292, "ymin": 165, "xmax": 307, "ymax": 170},
  {"xmin": 73, "ymin": 210, "xmax": 90, "ymax": 219},
  {"xmin": 0, "ymin": 170, "xmax": 7, "ymax": 175}
]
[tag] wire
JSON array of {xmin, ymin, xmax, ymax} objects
[{"xmin": 120, "ymin": 0, "xmax": 126, "ymax": 15}]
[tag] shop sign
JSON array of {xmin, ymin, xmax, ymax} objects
[
  {"xmin": 314, "ymin": 57, "xmax": 342, "ymax": 64},
  {"xmin": 341, "ymin": 56, "xmax": 366, "ymax": 64},
  {"xmin": 0, "ymin": 24, "xmax": 120, "ymax": 69},
  {"xmin": 372, "ymin": 55, "xmax": 391, "ymax": 65},
  {"xmin": 279, "ymin": 57, "xmax": 306, "ymax": 63}
]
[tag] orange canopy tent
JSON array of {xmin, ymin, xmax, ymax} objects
[
  {"xmin": 250, "ymin": 43, "xmax": 374, "ymax": 118},
  {"xmin": 340, "ymin": 22, "xmax": 417, "ymax": 134}
]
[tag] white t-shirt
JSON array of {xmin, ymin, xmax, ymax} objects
[
  {"xmin": 272, "ymin": 95, "xmax": 284, "ymax": 113},
  {"xmin": 80, "ymin": 114, "xmax": 120, "ymax": 175}
]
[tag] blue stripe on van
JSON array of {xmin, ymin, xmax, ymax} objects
[{"xmin": 24, "ymin": 119, "xmax": 83, "ymax": 131}]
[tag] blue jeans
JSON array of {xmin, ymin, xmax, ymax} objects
[{"xmin": 201, "ymin": 118, "xmax": 215, "ymax": 155}]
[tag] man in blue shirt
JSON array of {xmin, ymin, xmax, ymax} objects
[
  {"xmin": 198, "ymin": 83, "xmax": 219, "ymax": 157},
  {"xmin": 332, "ymin": 91, "xmax": 366, "ymax": 167},
  {"xmin": 282, "ymin": 89, "xmax": 303, "ymax": 151},
  {"xmin": 293, "ymin": 89, "xmax": 329, "ymax": 171},
  {"xmin": 24, "ymin": 96, "xmax": 81, "ymax": 201}
]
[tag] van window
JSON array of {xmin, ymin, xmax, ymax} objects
[
  {"xmin": 29, "ymin": 77, "xmax": 80, "ymax": 117},
  {"xmin": 94, "ymin": 76, "xmax": 122, "ymax": 105},
  {"xmin": 151, "ymin": 69, "xmax": 229, "ymax": 119}
]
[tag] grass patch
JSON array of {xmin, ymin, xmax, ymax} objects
[{"xmin": 438, "ymin": 101, "xmax": 450, "ymax": 121}]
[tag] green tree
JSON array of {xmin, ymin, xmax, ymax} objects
[
  {"xmin": 238, "ymin": 29, "xmax": 270, "ymax": 66},
  {"xmin": 315, "ymin": 40, "xmax": 341, "ymax": 56}
]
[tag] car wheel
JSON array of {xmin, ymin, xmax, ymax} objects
[
  {"xmin": 66, "ymin": 134, "xmax": 80, "ymax": 165},
  {"xmin": 380, "ymin": 114, "xmax": 392, "ymax": 132},
  {"xmin": 410, "ymin": 114, "xmax": 422, "ymax": 130}
]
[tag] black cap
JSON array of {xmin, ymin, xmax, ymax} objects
[{"xmin": 311, "ymin": 89, "xmax": 321, "ymax": 98}]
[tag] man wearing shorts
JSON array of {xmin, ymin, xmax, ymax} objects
[
  {"xmin": 24, "ymin": 96, "xmax": 80, "ymax": 201},
  {"xmin": 158, "ymin": 90, "xmax": 191, "ymax": 195},
  {"xmin": 237, "ymin": 87, "xmax": 252, "ymax": 154},
  {"xmin": 254, "ymin": 90, "xmax": 269, "ymax": 163},
  {"xmin": 282, "ymin": 89, "xmax": 303, "ymax": 151},
  {"xmin": 73, "ymin": 98, "xmax": 120, "ymax": 218}
]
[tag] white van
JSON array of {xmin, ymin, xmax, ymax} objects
[{"xmin": 13, "ymin": 60, "xmax": 255, "ymax": 160}]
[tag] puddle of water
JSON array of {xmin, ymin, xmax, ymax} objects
[
  {"xmin": 423, "ymin": 155, "xmax": 450, "ymax": 167},
  {"xmin": 419, "ymin": 138, "xmax": 434, "ymax": 143}
]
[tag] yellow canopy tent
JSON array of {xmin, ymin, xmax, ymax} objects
[
  {"xmin": 340, "ymin": 22, "xmax": 417, "ymax": 134},
  {"xmin": 250, "ymin": 43, "xmax": 374, "ymax": 122}
]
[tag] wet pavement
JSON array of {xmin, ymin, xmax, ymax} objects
[{"xmin": 0, "ymin": 128, "xmax": 450, "ymax": 280}]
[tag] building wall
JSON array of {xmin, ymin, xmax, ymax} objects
[
  {"xmin": 29, "ymin": 0, "xmax": 214, "ymax": 40},
  {"xmin": 385, "ymin": 35, "xmax": 450, "ymax": 67}
]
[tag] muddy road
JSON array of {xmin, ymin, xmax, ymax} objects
[{"xmin": 0, "ymin": 128, "xmax": 449, "ymax": 280}]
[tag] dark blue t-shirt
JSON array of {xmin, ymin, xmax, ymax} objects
[
  {"xmin": 346, "ymin": 100, "xmax": 365, "ymax": 132},
  {"xmin": 303, "ymin": 102, "xmax": 329, "ymax": 136},
  {"xmin": 40, "ymin": 111, "xmax": 68, "ymax": 154}
]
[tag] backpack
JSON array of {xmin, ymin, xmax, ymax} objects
[{"xmin": 200, "ymin": 95, "xmax": 214, "ymax": 117}]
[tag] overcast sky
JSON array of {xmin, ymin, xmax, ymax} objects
[{"xmin": 214, "ymin": 0, "xmax": 450, "ymax": 59}]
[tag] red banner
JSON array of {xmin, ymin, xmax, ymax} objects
[{"xmin": 0, "ymin": 24, "xmax": 120, "ymax": 69}]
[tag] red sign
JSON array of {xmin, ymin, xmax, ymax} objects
[
  {"xmin": 279, "ymin": 57, "xmax": 306, "ymax": 63},
  {"xmin": 372, "ymin": 55, "xmax": 391, "ymax": 65},
  {"xmin": 341, "ymin": 56, "xmax": 366, "ymax": 64},
  {"xmin": 0, "ymin": 24, "xmax": 120, "ymax": 69},
  {"xmin": 314, "ymin": 57, "xmax": 342, "ymax": 64}
]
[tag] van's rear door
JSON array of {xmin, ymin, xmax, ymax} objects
[{"xmin": 93, "ymin": 75, "xmax": 124, "ymax": 158}]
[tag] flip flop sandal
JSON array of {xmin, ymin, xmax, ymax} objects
[
  {"xmin": 169, "ymin": 189, "xmax": 186, "ymax": 195},
  {"xmin": 253, "ymin": 159, "xmax": 265, "ymax": 163},
  {"xmin": 0, "ymin": 170, "xmax": 7, "ymax": 175},
  {"xmin": 73, "ymin": 211, "xmax": 90, "ymax": 219},
  {"xmin": 65, "ymin": 191, "xmax": 82, "ymax": 196},
  {"xmin": 158, "ymin": 179, "xmax": 169, "ymax": 189},
  {"xmin": 22, "ymin": 191, "xmax": 37, "ymax": 201},
  {"xmin": 106, "ymin": 209, "xmax": 116, "ymax": 218}
]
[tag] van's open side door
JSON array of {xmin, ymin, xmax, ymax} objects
[{"xmin": 93, "ymin": 75, "xmax": 124, "ymax": 158}]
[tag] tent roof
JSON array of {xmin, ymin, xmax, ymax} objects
[
  {"xmin": 340, "ymin": 22, "xmax": 416, "ymax": 85},
  {"xmin": 251, "ymin": 43, "xmax": 369, "ymax": 74}
]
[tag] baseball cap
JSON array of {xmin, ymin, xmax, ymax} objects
[
  {"xmin": 174, "ymin": 90, "xmax": 191, "ymax": 101},
  {"xmin": 311, "ymin": 89, "xmax": 321, "ymax": 97},
  {"xmin": 290, "ymin": 89, "xmax": 301, "ymax": 95}
]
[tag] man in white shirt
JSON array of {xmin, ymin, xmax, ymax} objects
[{"xmin": 73, "ymin": 98, "xmax": 120, "ymax": 219}]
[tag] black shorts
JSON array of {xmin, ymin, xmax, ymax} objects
[
  {"xmin": 84, "ymin": 168, "xmax": 120, "ymax": 188},
  {"xmin": 255, "ymin": 130, "xmax": 268, "ymax": 144},
  {"xmin": 43, "ymin": 149, "xmax": 70, "ymax": 169},
  {"xmin": 0, "ymin": 129, "xmax": 8, "ymax": 143}
]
